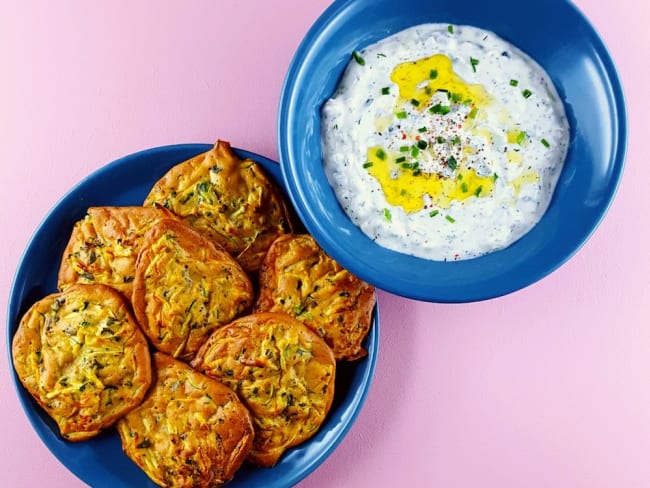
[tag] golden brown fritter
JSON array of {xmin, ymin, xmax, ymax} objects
[
  {"xmin": 11, "ymin": 283, "xmax": 152, "ymax": 442},
  {"xmin": 132, "ymin": 218, "xmax": 253, "ymax": 361},
  {"xmin": 191, "ymin": 312, "xmax": 336, "ymax": 467},
  {"xmin": 255, "ymin": 234, "xmax": 375, "ymax": 361},
  {"xmin": 58, "ymin": 206, "xmax": 174, "ymax": 297},
  {"xmin": 117, "ymin": 353, "xmax": 254, "ymax": 488},
  {"xmin": 143, "ymin": 140, "xmax": 292, "ymax": 272}
]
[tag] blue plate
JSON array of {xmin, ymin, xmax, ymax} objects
[
  {"xmin": 7, "ymin": 144, "xmax": 379, "ymax": 487},
  {"xmin": 278, "ymin": 0, "xmax": 627, "ymax": 302}
]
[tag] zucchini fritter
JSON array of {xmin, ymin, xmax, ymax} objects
[
  {"xmin": 58, "ymin": 206, "xmax": 173, "ymax": 297},
  {"xmin": 255, "ymin": 234, "xmax": 375, "ymax": 361},
  {"xmin": 132, "ymin": 218, "xmax": 253, "ymax": 361},
  {"xmin": 117, "ymin": 353, "xmax": 254, "ymax": 488},
  {"xmin": 143, "ymin": 140, "xmax": 292, "ymax": 272},
  {"xmin": 191, "ymin": 312, "xmax": 336, "ymax": 467},
  {"xmin": 11, "ymin": 283, "xmax": 152, "ymax": 441}
]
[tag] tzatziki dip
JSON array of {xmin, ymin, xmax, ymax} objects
[{"xmin": 321, "ymin": 24, "xmax": 570, "ymax": 261}]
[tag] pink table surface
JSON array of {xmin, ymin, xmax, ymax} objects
[{"xmin": 1, "ymin": 1, "xmax": 648, "ymax": 487}]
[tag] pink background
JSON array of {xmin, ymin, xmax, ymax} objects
[{"xmin": 1, "ymin": 1, "xmax": 648, "ymax": 487}]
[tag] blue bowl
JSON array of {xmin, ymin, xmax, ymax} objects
[
  {"xmin": 7, "ymin": 144, "xmax": 379, "ymax": 487},
  {"xmin": 278, "ymin": 0, "xmax": 627, "ymax": 302}
]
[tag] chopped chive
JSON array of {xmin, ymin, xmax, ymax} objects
[
  {"xmin": 410, "ymin": 98, "xmax": 420, "ymax": 107},
  {"xmin": 448, "ymin": 25, "xmax": 454, "ymax": 33},
  {"xmin": 383, "ymin": 208, "xmax": 392, "ymax": 221},
  {"xmin": 445, "ymin": 215, "xmax": 456, "ymax": 223},
  {"xmin": 430, "ymin": 103, "xmax": 451, "ymax": 115},
  {"xmin": 451, "ymin": 136, "xmax": 460, "ymax": 145},
  {"xmin": 429, "ymin": 69, "xmax": 438, "ymax": 79},
  {"xmin": 381, "ymin": 86, "xmax": 390, "ymax": 95},
  {"xmin": 450, "ymin": 92, "xmax": 463, "ymax": 103},
  {"xmin": 399, "ymin": 145, "xmax": 409, "ymax": 152},
  {"xmin": 429, "ymin": 210, "xmax": 440, "ymax": 217},
  {"xmin": 510, "ymin": 79, "xmax": 519, "ymax": 86},
  {"xmin": 540, "ymin": 138, "xmax": 550, "ymax": 148},
  {"xmin": 401, "ymin": 162, "xmax": 416, "ymax": 169},
  {"xmin": 522, "ymin": 89, "xmax": 533, "ymax": 98},
  {"xmin": 516, "ymin": 131, "xmax": 527, "ymax": 145},
  {"xmin": 468, "ymin": 107, "xmax": 479, "ymax": 119},
  {"xmin": 424, "ymin": 86, "xmax": 432, "ymax": 95},
  {"xmin": 363, "ymin": 162, "xmax": 373, "ymax": 168},
  {"xmin": 418, "ymin": 126, "xmax": 428, "ymax": 133},
  {"xmin": 470, "ymin": 57, "xmax": 479, "ymax": 72},
  {"xmin": 412, "ymin": 169, "xmax": 422, "ymax": 176},
  {"xmin": 493, "ymin": 172, "xmax": 499, "ymax": 181},
  {"xmin": 395, "ymin": 156, "xmax": 406, "ymax": 163},
  {"xmin": 436, "ymin": 136, "xmax": 446, "ymax": 143},
  {"xmin": 461, "ymin": 182, "xmax": 468, "ymax": 193},
  {"xmin": 411, "ymin": 146, "xmax": 419, "ymax": 157},
  {"xmin": 457, "ymin": 173, "xmax": 463, "ymax": 180},
  {"xmin": 417, "ymin": 139, "xmax": 428, "ymax": 150},
  {"xmin": 474, "ymin": 185, "xmax": 483, "ymax": 197},
  {"xmin": 375, "ymin": 148, "xmax": 386, "ymax": 160},
  {"xmin": 448, "ymin": 156, "xmax": 458, "ymax": 170},
  {"xmin": 352, "ymin": 51, "xmax": 365, "ymax": 65},
  {"xmin": 396, "ymin": 111, "xmax": 407, "ymax": 119}
]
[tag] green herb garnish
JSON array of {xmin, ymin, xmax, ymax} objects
[
  {"xmin": 396, "ymin": 111, "xmax": 407, "ymax": 119},
  {"xmin": 352, "ymin": 51, "xmax": 365, "ymax": 66},
  {"xmin": 417, "ymin": 139, "xmax": 428, "ymax": 150},
  {"xmin": 540, "ymin": 138, "xmax": 550, "ymax": 148},
  {"xmin": 470, "ymin": 57, "xmax": 479, "ymax": 72},
  {"xmin": 448, "ymin": 156, "xmax": 458, "ymax": 170},
  {"xmin": 429, "ymin": 210, "xmax": 440, "ymax": 217},
  {"xmin": 445, "ymin": 215, "xmax": 456, "ymax": 223},
  {"xmin": 522, "ymin": 89, "xmax": 533, "ymax": 98},
  {"xmin": 375, "ymin": 148, "xmax": 386, "ymax": 160},
  {"xmin": 510, "ymin": 79, "xmax": 519, "ymax": 87},
  {"xmin": 381, "ymin": 86, "xmax": 390, "ymax": 95}
]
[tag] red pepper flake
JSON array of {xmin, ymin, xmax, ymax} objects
[
  {"xmin": 415, "ymin": 135, "xmax": 420, "ymax": 141},
  {"xmin": 401, "ymin": 132, "xmax": 407, "ymax": 140}
]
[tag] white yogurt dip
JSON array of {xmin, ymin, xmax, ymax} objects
[{"xmin": 321, "ymin": 24, "xmax": 570, "ymax": 261}]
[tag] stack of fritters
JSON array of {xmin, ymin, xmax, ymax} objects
[{"xmin": 12, "ymin": 139, "xmax": 376, "ymax": 487}]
